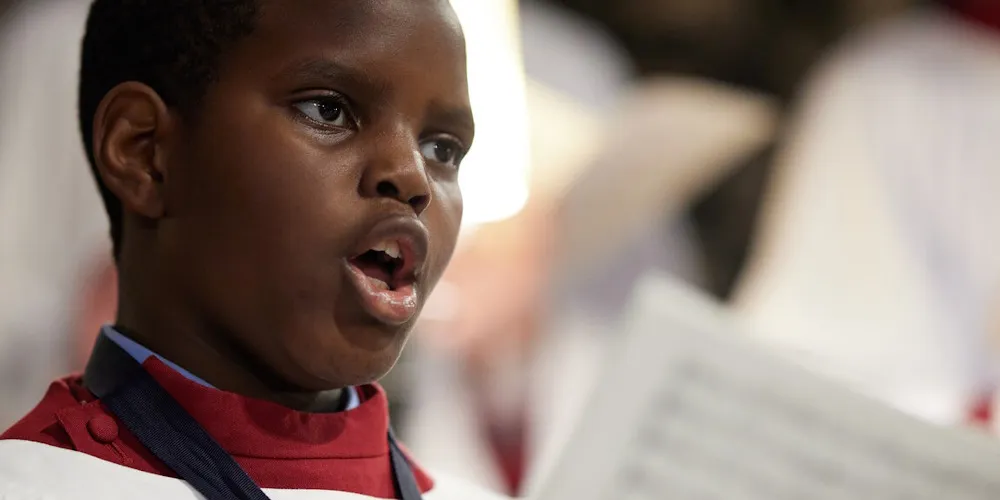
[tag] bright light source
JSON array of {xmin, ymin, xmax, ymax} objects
[{"xmin": 449, "ymin": 0, "xmax": 531, "ymax": 229}]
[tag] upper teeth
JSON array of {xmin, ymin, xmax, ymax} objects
[{"xmin": 372, "ymin": 240, "xmax": 401, "ymax": 259}]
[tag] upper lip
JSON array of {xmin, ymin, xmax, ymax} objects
[{"xmin": 350, "ymin": 215, "xmax": 429, "ymax": 281}]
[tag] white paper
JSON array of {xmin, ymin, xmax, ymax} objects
[{"xmin": 534, "ymin": 275, "xmax": 1000, "ymax": 500}]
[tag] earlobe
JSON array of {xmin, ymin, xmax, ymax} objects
[{"xmin": 92, "ymin": 82, "xmax": 175, "ymax": 219}]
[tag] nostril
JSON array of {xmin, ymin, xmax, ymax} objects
[
  {"xmin": 408, "ymin": 194, "xmax": 430, "ymax": 214},
  {"xmin": 373, "ymin": 180, "xmax": 430, "ymax": 214},
  {"xmin": 376, "ymin": 181, "xmax": 399, "ymax": 199}
]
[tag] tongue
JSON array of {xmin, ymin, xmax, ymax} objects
[{"xmin": 350, "ymin": 253, "xmax": 394, "ymax": 287}]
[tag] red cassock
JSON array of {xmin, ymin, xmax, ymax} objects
[{"xmin": 0, "ymin": 358, "xmax": 503, "ymax": 499}]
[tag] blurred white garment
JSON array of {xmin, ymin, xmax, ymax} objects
[
  {"xmin": 734, "ymin": 7, "xmax": 1000, "ymax": 425},
  {"xmin": 403, "ymin": 2, "xmax": 782, "ymax": 494},
  {"xmin": 0, "ymin": 0, "xmax": 107, "ymax": 427},
  {"xmin": 523, "ymin": 78, "xmax": 777, "ymax": 496}
]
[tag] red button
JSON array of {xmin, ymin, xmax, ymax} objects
[{"xmin": 86, "ymin": 415, "xmax": 119, "ymax": 444}]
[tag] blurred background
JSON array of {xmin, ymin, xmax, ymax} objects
[{"xmin": 3, "ymin": 0, "xmax": 1000, "ymax": 497}]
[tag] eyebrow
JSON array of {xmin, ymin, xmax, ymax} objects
[
  {"xmin": 426, "ymin": 103, "xmax": 476, "ymax": 146},
  {"xmin": 281, "ymin": 58, "xmax": 391, "ymax": 101}
]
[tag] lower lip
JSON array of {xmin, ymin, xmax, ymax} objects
[{"xmin": 344, "ymin": 261, "xmax": 419, "ymax": 325}]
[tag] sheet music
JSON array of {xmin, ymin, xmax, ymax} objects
[{"xmin": 535, "ymin": 275, "xmax": 1000, "ymax": 500}]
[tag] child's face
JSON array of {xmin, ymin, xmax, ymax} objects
[{"xmin": 160, "ymin": 0, "xmax": 472, "ymax": 389}]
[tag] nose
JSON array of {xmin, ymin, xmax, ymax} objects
[{"xmin": 359, "ymin": 131, "xmax": 432, "ymax": 215}]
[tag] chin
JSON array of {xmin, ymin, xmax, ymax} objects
[{"xmin": 284, "ymin": 325, "xmax": 410, "ymax": 390}]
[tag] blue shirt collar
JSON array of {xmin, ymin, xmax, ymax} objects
[
  {"xmin": 100, "ymin": 325, "xmax": 214, "ymax": 387},
  {"xmin": 99, "ymin": 325, "xmax": 360, "ymax": 410}
]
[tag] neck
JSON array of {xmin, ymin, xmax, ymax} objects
[
  {"xmin": 115, "ymin": 262, "xmax": 343, "ymax": 413},
  {"xmin": 948, "ymin": 0, "xmax": 1000, "ymax": 33}
]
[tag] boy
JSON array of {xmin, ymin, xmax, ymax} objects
[{"xmin": 0, "ymin": 0, "xmax": 500, "ymax": 498}]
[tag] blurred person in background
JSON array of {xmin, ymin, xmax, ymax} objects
[
  {"xmin": 0, "ymin": 0, "xmax": 108, "ymax": 428},
  {"xmin": 405, "ymin": 0, "xmax": 869, "ymax": 495},
  {"xmin": 734, "ymin": 0, "xmax": 1000, "ymax": 428}
]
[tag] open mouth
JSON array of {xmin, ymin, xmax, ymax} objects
[
  {"xmin": 344, "ymin": 219, "xmax": 428, "ymax": 325},
  {"xmin": 348, "ymin": 240, "xmax": 412, "ymax": 291}
]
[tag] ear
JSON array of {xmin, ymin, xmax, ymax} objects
[{"xmin": 92, "ymin": 82, "xmax": 177, "ymax": 219}]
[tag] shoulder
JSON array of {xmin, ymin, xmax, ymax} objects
[
  {"xmin": 0, "ymin": 443, "xmax": 57, "ymax": 500},
  {"xmin": 0, "ymin": 440, "xmax": 509, "ymax": 500},
  {"xmin": 0, "ymin": 479, "xmax": 51, "ymax": 500},
  {"xmin": 0, "ymin": 439, "xmax": 192, "ymax": 500},
  {"xmin": 0, "ymin": 440, "xmax": 83, "ymax": 500}
]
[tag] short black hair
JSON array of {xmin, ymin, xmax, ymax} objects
[{"xmin": 79, "ymin": 0, "xmax": 260, "ymax": 259}]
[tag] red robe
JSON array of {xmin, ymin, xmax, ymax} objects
[{"xmin": 0, "ymin": 358, "xmax": 501, "ymax": 499}]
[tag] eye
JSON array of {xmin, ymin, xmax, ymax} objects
[
  {"xmin": 292, "ymin": 95, "xmax": 354, "ymax": 128},
  {"xmin": 419, "ymin": 137, "xmax": 466, "ymax": 169}
]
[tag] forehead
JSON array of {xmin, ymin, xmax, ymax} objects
[
  {"xmin": 256, "ymin": 0, "xmax": 464, "ymax": 49},
  {"xmin": 224, "ymin": 0, "xmax": 470, "ymax": 108}
]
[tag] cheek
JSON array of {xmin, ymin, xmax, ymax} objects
[
  {"xmin": 176, "ymin": 110, "xmax": 358, "ymax": 242},
  {"xmin": 176, "ymin": 86, "xmax": 359, "ymax": 231},
  {"xmin": 173, "ymin": 137, "xmax": 300, "ymax": 251},
  {"xmin": 426, "ymin": 181, "xmax": 463, "ymax": 282},
  {"xmin": 165, "ymin": 116, "xmax": 360, "ymax": 316},
  {"xmin": 438, "ymin": 180, "xmax": 463, "ymax": 219}
]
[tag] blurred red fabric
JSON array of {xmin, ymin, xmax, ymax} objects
[{"xmin": 949, "ymin": 0, "xmax": 1000, "ymax": 32}]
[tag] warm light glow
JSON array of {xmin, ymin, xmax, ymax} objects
[{"xmin": 449, "ymin": 0, "xmax": 531, "ymax": 228}]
